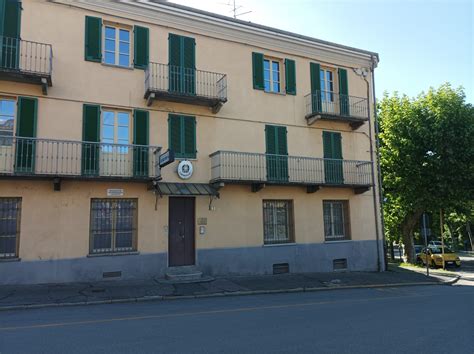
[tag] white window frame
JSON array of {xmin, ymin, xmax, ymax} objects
[
  {"xmin": 264, "ymin": 57, "xmax": 282, "ymax": 93},
  {"xmin": 103, "ymin": 24, "xmax": 132, "ymax": 68},
  {"xmin": 323, "ymin": 200, "xmax": 350, "ymax": 241},
  {"xmin": 320, "ymin": 68, "xmax": 335, "ymax": 102},
  {"xmin": 263, "ymin": 200, "xmax": 294, "ymax": 245},
  {"xmin": 0, "ymin": 98, "xmax": 16, "ymax": 146},
  {"xmin": 101, "ymin": 109, "xmax": 131, "ymax": 153}
]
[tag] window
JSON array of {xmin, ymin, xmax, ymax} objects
[
  {"xmin": 323, "ymin": 200, "xmax": 351, "ymax": 241},
  {"xmin": 0, "ymin": 198, "xmax": 21, "ymax": 259},
  {"xmin": 104, "ymin": 25, "xmax": 131, "ymax": 67},
  {"xmin": 0, "ymin": 98, "xmax": 15, "ymax": 146},
  {"xmin": 320, "ymin": 68, "xmax": 334, "ymax": 103},
  {"xmin": 90, "ymin": 199, "xmax": 137, "ymax": 254},
  {"xmin": 168, "ymin": 114, "xmax": 196, "ymax": 159},
  {"xmin": 264, "ymin": 59, "xmax": 281, "ymax": 93},
  {"xmin": 101, "ymin": 110, "xmax": 130, "ymax": 153},
  {"xmin": 263, "ymin": 200, "xmax": 294, "ymax": 245}
]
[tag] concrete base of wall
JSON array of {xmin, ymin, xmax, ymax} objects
[{"xmin": 0, "ymin": 240, "xmax": 381, "ymax": 285}]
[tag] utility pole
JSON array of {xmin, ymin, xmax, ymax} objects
[{"xmin": 422, "ymin": 212, "xmax": 429, "ymax": 276}]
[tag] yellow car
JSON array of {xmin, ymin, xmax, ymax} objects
[{"xmin": 418, "ymin": 247, "xmax": 461, "ymax": 268}]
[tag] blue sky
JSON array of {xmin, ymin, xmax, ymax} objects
[{"xmin": 170, "ymin": 0, "xmax": 473, "ymax": 103}]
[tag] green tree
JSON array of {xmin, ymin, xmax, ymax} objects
[{"xmin": 378, "ymin": 84, "xmax": 474, "ymax": 262}]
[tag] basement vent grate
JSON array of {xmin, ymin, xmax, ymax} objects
[
  {"xmin": 273, "ymin": 263, "xmax": 290, "ymax": 275},
  {"xmin": 333, "ymin": 259, "xmax": 348, "ymax": 271},
  {"xmin": 102, "ymin": 271, "xmax": 122, "ymax": 278}
]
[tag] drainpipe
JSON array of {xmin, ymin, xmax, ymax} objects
[
  {"xmin": 369, "ymin": 57, "xmax": 388, "ymax": 271},
  {"xmin": 354, "ymin": 59, "xmax": 383, "ymax": 272}
]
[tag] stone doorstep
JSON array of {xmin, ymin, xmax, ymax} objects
[{"xmin": 163, "ymin": 265, "xmax": 209, "ymax": 283}]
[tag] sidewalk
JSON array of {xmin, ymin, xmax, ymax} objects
[{"xmin": 0, "ymin": 266, "xmax": 458, "ymax": 311}]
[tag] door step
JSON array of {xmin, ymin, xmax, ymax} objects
[{"xmin": 163, "ymin": 265, "xmax": 213, "ymax": 284}]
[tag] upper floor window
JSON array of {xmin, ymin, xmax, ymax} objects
[
  {"xmin": 264, "ymin": 58, "xmax": 281, "ymax": 93},
  {"xmin": 101, "ymin": 110, "xmax": 130, "ymax": 153},
  {"xmin": 168, "ymin": 114, "xmax": 196, "ymax": 159},
  {"xmin": 0, "ymin": 99, "xmax": 15, "ymax": 145},
  {"xmin": 104, "ymin": 25, "xmax": 131, "ymax": 67},
  {"xmin": 320, "ymin": 68, "xmax": 335, "ymax": 102}
]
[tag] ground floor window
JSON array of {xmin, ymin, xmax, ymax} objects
[
  {"xmin": 323, "ymin": 200, "xmax": 351, "ymax": 241},
  {"xmin": 263, "ymin": 200, "xmax": 294, "ymax": 245},
  {"xmin": 90, "ymin": 199, "xmax": 137, "ymax": 254},
  {"xmin": 0, "ymin": 197, "xmax": 21, "ymax": 259}
]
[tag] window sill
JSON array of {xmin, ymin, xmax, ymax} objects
[
  {"xmin": 101, "ymin": 62, "xmax": 134, "ymax": 71},
  {"xmin": 263, "ymin": 242, "xmax": 296, "ymax": 247},
  {"xmin": 263, "ymin": 90, "xmax": 286, "ymax": 96},
  {"xmin": 87, "ymin": 251, "xmax": 139, "ymax": 258},
  {"xmin": 0, "ymin": 257, "xmax": 21, "ymax": 263},
  {"xmin": 324, "ymin": 240, "xmax": 352, "ymax": 244},
  {"xmin": 175, "ymin": 157, "xmax": 198, "ymax": 161}
]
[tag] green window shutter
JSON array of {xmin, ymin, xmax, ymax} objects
[
  {"xmin": 338, "ymin": 68, "xmax": 350, "ymax": 116},
  {"xmin": 133, "ymin": 109, "xmax": 149, "ymax": 177},
  {"xmin": 168, "ymin": 33, "xmax": 181, "ymax": 67},
  {"xmin": 323, "ymin": 131, "xmax": 343, "ymax": 184},
  {"xmin": 81, "ymin": 104, "xmax": 100, "ymax": 175},
  {"xmin": 85, "ymin": 16, "xmax": 102, "ymax": 62},
  {"xmin": 183, "ymin": 116, "xmax": 196, "ymax": 158},
  {"xmin": 182, "ymin": 36, "xmax": 196, "ymax": 95},
  {"xmin": 1, "ymin": 0, "xmax": 21, "ymax": 38},
  {"xmin": 16, "ymin": 97, "xmax": 37, "ymax": 138},
  {"xmin": 133, "ymin": 25, "xmax": 149, "ymax": 69},
  {"xmin": 15, "ymin": 97, "xmax": 37, "ymax": 173},
  {"xmin": 168, "ymin": 114, "xmax": 182, "ymax": 156},
  {"xmin": 252, "ymin": 52, "xmax": 264, "ymax": 90},
  {"xmin": 284, "ymin": 59, "xmax": 296, "ymax": 95},
  {"xmin": 265, "ymin": 125, "xmax": 288, "ymax": 182},
  {"xmin": 265, "ymin": 125, "xmax": 276, "ymax": 154},
  {"xmin": 310, "ymin": 62, "xmax": 322, "ymax": 113}
]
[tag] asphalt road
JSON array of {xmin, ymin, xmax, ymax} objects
[{"xmin": 0, "ymin": 282, "xmax": 473, "ymax": 354}]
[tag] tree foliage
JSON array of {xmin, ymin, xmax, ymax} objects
[{"xmin": 378, "ymin": 84, "xmax": 474, "ymax": 261}]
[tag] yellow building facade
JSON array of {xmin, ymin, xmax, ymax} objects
[{"xmin": 0, "ymin": 0, "xmax": 383, "ymax": 284}]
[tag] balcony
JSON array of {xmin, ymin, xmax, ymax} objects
[
  {"xmin": 0, "ymin": 36, "xmax": 53, "ymax": 94},
  {"xmin": 0, "ymin": 136, "xmax": 161, "ymax": 190},
  {"xmin": 305, "ymin": 90, "xmax": 369, "ymax": 130},
  {"xmin": 210, "ymin": 150, "xmax": 372, "ymax": 193},
  {"xmin": 145, "ymin": 62, "xmax": 227, "ymax": 113}
]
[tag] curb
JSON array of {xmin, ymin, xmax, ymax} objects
[{"xmin": 0, "ymin": 276, "xmax": 459, "ymax": 312}]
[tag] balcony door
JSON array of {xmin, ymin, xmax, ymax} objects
[
  {"xmin": 266, "ymin": 125, "xmax": 288, "ymax": 183},
  {"xmin": 323, "ymin": 131, "xmax": 343, "ymax": 184},
  {"xmin": 168, "ymin": 34, "xmax": 195, "ymax": 95},
  {"xmin": 100, "ymin": 110, "xmax": 132, "ymax": 177},
  {"xmin": 320, "ymin": 68, "xmax": 335, "ymax": 114},
  {"xmin": 0, "ymin": 0, "xmax": 21, "ymax": 70}
]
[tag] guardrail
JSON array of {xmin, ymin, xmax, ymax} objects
[
  {"xmin": 0, "ymin": 136, "xmax": 160, "ymax": 179},
  {"xmin": 145, "ymin": 62, "xmax": 227, "ymax": 101},
  {"xmin": 305, "ymin": 90, "xmax": 368, "ymax": 120},
  {"xmin": 0, "ymin": 36, "xmax": 52, "ymax": 76},
  {"xmin": 210, "ymin": 150, "xmax": 372, "ymax": 186}
]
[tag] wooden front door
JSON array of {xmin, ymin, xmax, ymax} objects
[{"xmin": 168, "ymin": 197, "xmax": 195, "ymax": 267}]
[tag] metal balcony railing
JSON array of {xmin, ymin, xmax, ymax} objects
[
  {"xmin": 305, "ymin": 90, "xmax": 368, "ymax": 121},
  {"xmin": 0, "ymin": 36, "xmax": 52, "ymax": 78},
  {"xmin": 210, "ymin": 150, "xmax": 372, "ymax": 186},
  {"xmin": 145, "ymin": 62, "xmax": 227, "ymax": 105},
  {"xmin": 0, "ymin": 136, "xmax": 160, "ymax": 179}
]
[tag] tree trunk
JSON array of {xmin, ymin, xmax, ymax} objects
[
  {"xmin": 467, "ymin": 222, "xmax": 473, "ymax": 251},
  {"xmin": 390, "ymin": 241, "xmax": 395, "ymax": 260},
  {"xmin": 400, "ymin": 209, "xmax": 423, "ymax": 263}
]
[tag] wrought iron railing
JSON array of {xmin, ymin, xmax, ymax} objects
[
  {"xmin": 305, "ymin": 90, "xmax": 368, "ymax": 120},
  {"xmin": 0, "ymin": 36, "xmax": 52, "ymax": 76},
  {"xmin": 0, "ymin": 136, "xmax": 160, "ymax": 179},
  {"xmin": 145, "ymin": 62, "xmax": 227, "ymax": 101},
  {"xmin": 210, "ymin": 150, "xmax": 372, "ymax": 186}
]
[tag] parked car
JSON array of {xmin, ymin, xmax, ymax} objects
[
  {"xmin": 414, "ymin": 245, "xmax": 424, "ymax": 255},
  {"xmin": 429, "ymin": 241, "xmax": 443, "ymax": 247},
  {"xmin": 418, "ymin": 247, "xmax": 461, "ymax": 268}
]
